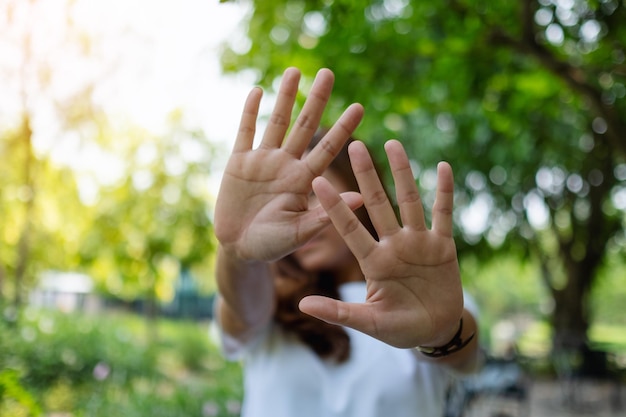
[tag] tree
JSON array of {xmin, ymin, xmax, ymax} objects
[
  {"xmin": 219, "ymin": 0, "xmax": 626, "ymax": 359},
  {"xmin": 77, "ymin": 115, "xmax": 217, "ymax": 340},
  {"xmin": 0, "ymin": 0, "xmax": 94, "ymax": 313},
  {"xmin": 1, "ymin": 0, "xmax": 220, "ymax": 331}
]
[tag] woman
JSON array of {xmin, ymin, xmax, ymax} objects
[{"xmin": 213, "ymin": 67, "xmax": 481, "ymax": 417}]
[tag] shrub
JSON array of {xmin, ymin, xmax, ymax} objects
[{"xmin": 0, "ymin": 308, "xmax": 242, "ymax": 417}]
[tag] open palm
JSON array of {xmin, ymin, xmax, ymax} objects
[
  {"xmin": 299, "ymin": 140, "xmax": 463, "ymax": 349},
  {"xmin": 214, "ymin": 68, "xmax": 364, "ymax": 262}
]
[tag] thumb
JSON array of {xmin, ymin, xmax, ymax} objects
[
  {"xmin": 308, "ymin": 191, "xmax": 363, "ymax": 220},
  {"xmin": 299, "ymin": 295, "xmax": 374, "ymax": 332},
  {"xmin": 339, "ymin": 191, "xmax": 364, "ymax": 212},
  {"xmin": 300, "ymin": 295, "xmax": 425, "ymax": 349},
  {"xmin": 299, "ymin": 190, "xmax": 362, "ymax": 231}
]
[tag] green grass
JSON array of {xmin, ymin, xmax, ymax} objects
[
  {"xmin": 516, "ymin": 321, "xmax": 626, "ymax": 356},
  {"xmin": 514, "ymin": 320, "xmax": 626, "ymax": 377},
  {"xmin": 589, "ymin": 323, "xmax": 626, "ymax": 353}
]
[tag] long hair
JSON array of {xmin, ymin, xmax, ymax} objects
[{"xmin": 272, "ymin": 128, "xmax": 384, "ymax": 363}]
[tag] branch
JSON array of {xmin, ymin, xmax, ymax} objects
[
  {"xmin": 521, "ymin": 0, "xmax": 535, "ymax": 44},
  {"xmin": 489, "ymin": 28, "xmax": 626, "ymax": 157}
]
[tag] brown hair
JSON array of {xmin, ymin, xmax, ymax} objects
[{"xmin": 272, "ymin": 128, "xmax": 383, "ymax": 363}]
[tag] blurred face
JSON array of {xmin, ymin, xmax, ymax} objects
[
  {"xmin": 293, "ymin": 169, "xmax": 356, "ymax": 274},
  {"xmin": 271, "ymin": 257, "xmax": 312, "ymax": 299}
]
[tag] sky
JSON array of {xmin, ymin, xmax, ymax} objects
[
  {"xmin": 0, "ymin": 0, "xmax": 259, "ymax": 197},
  {"xmin": 68, "ymin": 0, "xmax": 256, "ymax": 142}
]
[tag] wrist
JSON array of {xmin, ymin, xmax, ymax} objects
[
  {"xmin": 218, "ymin": 244, "xmax": 262, "ymax": 265},
  {"xmin": 426, "ymin": 319, "xmax": 462, "ymax": 348},
  {"xmin": 216, "ymin": 246, "xmax": 272, "ymax": 290},
  {"xmin": 415, "ymin": 318, "xmax": 475, "ymax": 358}
]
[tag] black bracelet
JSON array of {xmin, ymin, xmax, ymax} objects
[{"xmin": 415, "ymin": 318, "xmax": 475, "ymax": 358}]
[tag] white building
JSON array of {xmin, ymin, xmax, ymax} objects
[{"xmin": 29, "ymin": 271, "xmax": 102, "ymax": 313}]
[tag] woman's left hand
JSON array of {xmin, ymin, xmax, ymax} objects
[{"xmin": 299, "ymin": 140, "xmax": 463, "ymax": 349}]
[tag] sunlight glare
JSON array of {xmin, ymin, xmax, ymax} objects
[{"xmin": 1, "ymin": 0, "xmax": 253, "ymax": 204}]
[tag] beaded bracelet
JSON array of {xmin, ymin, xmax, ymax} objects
[{"xmin": 415, "ymin": 318, "xmax": 475, "ymax": 358}]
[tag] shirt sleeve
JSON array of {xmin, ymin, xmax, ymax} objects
[{"xmin": 209, "ymin": 293, "xmax": 268, "ymax": 361}]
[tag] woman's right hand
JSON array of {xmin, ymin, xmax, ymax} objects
[{"xmin": 214, "ymin": 67, "xmax": 364, "ymax": 262}]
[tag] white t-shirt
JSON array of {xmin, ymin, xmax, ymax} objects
[{"xmin": 218, "ymin": 282, "xmax": 465, "ymax": 417}]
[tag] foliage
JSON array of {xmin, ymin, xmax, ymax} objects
[
  {"xmin": 0, "ymin": 0, "xmax": 219, "ymax": 308},
  {"xmin": 0, "ymin": 116, "xmax": 90, "ymax": 307},
  {"xmin": 219, "ymin": 0, "xmax": 625, "ymax": 248},
  {"xmin": 460, "ymin": 255, "xmax": 548, "ymax": 335},
  {"xmin": 0, "ymin": 0, "xmax": 105, "ymax": 307},
  {"xmin": 219, "ymin": 0, "xmax": 626, "ymax": 352},
  {"xmin": 463, "ymin": 250, "xmax": 626, "ymax": 352},
  {"xmin": 0, "ymin": 308, "xmax": 156, "ymax": 390},
  {"xmin": 77, "ymin": 117, "xmax": 218, "ymax": 304},
  {"xmin": 0, "ymin": 369, "xmax": 41, "ymax": 417},
  {"xmin": 0, "ymin": 308, "xmax": 243, "ymax": 417},
  {"xmin": 591, "ymin": 252, "xmax": 626, "ymax": 325}
]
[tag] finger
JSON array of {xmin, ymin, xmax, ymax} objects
[
  {"xmin": 260, "ymin": 67, "xmax": 301, "ymax": 149},
  {"xmin": 305, "ymin": 103, "xmax": 364, "ymax": 176},
  {"xmin": 299, "ymin": 295, "xmax": 376, "ymax": 336},
  {"xmin": 432, "ymin": 161, "xmax": 455, "ymax": 236},
  {"xmin": 232, "ymin": 87, "xmax": 262, "ymax": 153},
  {"xmin": 301, "ymin": 190, "xmax": 364, "ymax": 223},
  {"xmin": 312, "ymin": 176, "xmax": 377, "ymax": 259},
  {"xmin": 349, "ymin": 141, "xmax": 400, "ymax": 236},
  {"xmin": 282, "ymin": 68, "xmax": 335, "ymax": 157},
  {"xmin": 385, "ymin": 140, "xmax": 426, "ymax": 231}
]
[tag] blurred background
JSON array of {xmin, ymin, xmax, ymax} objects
[{"xmin": 0, "ymin": 0, "xmax": 624, "ymax": 416}]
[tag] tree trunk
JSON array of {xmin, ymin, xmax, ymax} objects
[
  {"xmin": 0, "ymin": 264, "xmax": 5, "ymax": 302},
  {"xmin": 545, "ymin": 132, "xmax": 618, "ymax": 371},
  {"xmin": 14, "ymin": 115, "xmax": 35, "ymax": 313},
  {"xmin": 550, "ymin": 273, "xmax": 590, "ymax": 352},
  {"xmin": 144, "ymin": 263, "xmax": 159, "ymax": 345}
]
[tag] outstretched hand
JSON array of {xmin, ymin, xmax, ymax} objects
[
  {"xmin": 214, "ymin": 67, "xmax": 364, "ymax": 262},
  {"xmin": 299, "ymin": 140, "xmax": 464, "ymax": 349}
]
